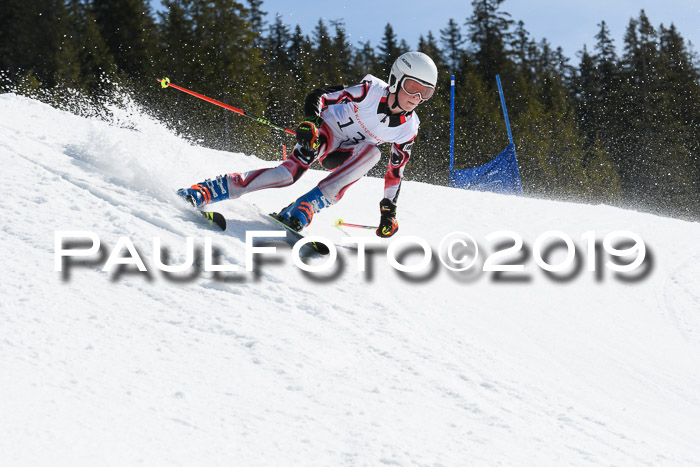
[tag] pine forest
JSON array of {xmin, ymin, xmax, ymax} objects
[{"xmin": 1, "ymin": 0, "xmax": 699, "ymax": 221}]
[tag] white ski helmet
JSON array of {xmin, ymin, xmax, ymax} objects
[{"xmin": 388, "ymin": 51, "xmax": 438, "ymax": 93}]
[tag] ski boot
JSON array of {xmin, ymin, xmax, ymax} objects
[
  {"xmin": 177, "ymin": 175, "xmax": 230, "ymax": 208},
  {"xmin": 276, "ymin": 186, "xmax": 332, "ymax": 232}
]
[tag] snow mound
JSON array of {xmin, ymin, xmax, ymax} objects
[{"xmin": 1, "ymin": 93, "xmax": 700, "ymax": 466}]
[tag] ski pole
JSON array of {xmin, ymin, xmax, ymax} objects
[
  {"xmin": 158, "ymin": 77, "xmax": 297, "ymax": 136},
  {"xmin": 334, "ymin": 219, "xmax": 377, "ymax": 230}
]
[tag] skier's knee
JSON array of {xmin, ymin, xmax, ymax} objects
[
  {"xmin": 282, "ymin": 157, "xmax": 309, "ymax": 182},
  {"xmin": 319, "ymin": 149, "xmax": 352, "ymax": 171}
]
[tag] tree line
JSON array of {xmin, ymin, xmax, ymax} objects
[{"xmin": 1, "ymin": 0, "xmax": 699, "ymax": 220}]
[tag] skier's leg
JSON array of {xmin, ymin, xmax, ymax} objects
[
  {"xmin": 278, "ymin": 143, "xmax": 381, "ymax": 230},
  {"xmin": 318, "ymin": 148, "xmax": 353, "ymax": 171},
  {"xmin": 317, "ymin": 143, "xmax": 382, "ymax": 203},
  {"xmin": 177, "ymin": 146, "xmax": 313, "ymax": 208},
  {"xmin": 226, "ymin": 147, "xmax": 313, "ymax": 198}
]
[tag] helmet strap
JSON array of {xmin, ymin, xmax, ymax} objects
[
  {"xmin": 391, "ymin": 96, "xmax": 404, "ymax": 112},
  {"xmin": 389, "ymin": 90, "xmax": 406, "ymax": 114}
]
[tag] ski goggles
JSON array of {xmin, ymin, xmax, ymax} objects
[{"xmin": 400, "ymin": 77, "xmax": 435, "ymax": 101}]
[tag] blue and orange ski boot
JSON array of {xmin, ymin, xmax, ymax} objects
[
  {"xmin": 276, "ymin": 186, "xmax": 332, "ymax": 232},
  {"xmin": 177, "ymin": 175, "xmax": 230, "ymax": 208}
]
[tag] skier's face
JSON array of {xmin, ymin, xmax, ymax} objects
[{"xmin": 396, "ymin": 88, "xmax": 421, "ymax": 112}]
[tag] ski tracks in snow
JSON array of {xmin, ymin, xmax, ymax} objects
[{"xmin": 662, "ymin": 253, "xmax": 700, "ymax": 345}]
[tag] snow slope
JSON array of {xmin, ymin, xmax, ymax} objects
[{"xmin": 1, "ymin": 93, "xmax": 700, "ymax": 466}]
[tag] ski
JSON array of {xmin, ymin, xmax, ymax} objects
[
  {"xmin": 178, "ymin": 191, "xmax": 326, "ymax": 254},
  {"xmin": 200, "ymin": 210, "xmax": 227, "ymax": 231},
  {"xmin": 177, "ymin": 190, "xmax": 227, "ymax": 231},
  {"xmin": 268, "ymin": 212, "xmax": 331, "ymax": 255}
]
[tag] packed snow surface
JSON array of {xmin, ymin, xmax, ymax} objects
[{"xmin": 1, "ymin": 93, "xmax": 700, "ymax": 466}]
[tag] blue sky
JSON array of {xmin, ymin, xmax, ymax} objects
[{"xmin": 151, "ymin": 0, "xmax": 698, "ymax": 62}]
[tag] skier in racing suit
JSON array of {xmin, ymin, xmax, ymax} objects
[{"xmin": 178, "ymin": 51, "xmax": 438, "ymax": 238}]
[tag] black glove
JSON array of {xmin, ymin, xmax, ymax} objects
[
  {"xmin": 376, "ymin": 198, "xmax": 398, "ymax": 238},
  {"xmin": 296, "ymin": 115, "xmax": 323, "ymax": 153}
]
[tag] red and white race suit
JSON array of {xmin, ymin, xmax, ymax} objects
[{"xmin": 225, "ymin": 74, "xmax": 420, "ymax": 205}]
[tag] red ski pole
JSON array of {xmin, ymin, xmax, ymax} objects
[{"xmin": 157, "ymin": 77, "xmax": 296, "ymax": 137}]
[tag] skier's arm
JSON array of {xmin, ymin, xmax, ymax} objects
[
  {"xmin": 383, "ymin": 136, "xmax": 415, "ymax": 203},
  {"xmin": 303, "ymin": 85, "xmax": 345, "ymax": 117},
  {"xmin": 297, "ymin": 81, "xmax": 373, "ymax": 155},
  {"xmin": 376, "ymin": 137, "xmax": 415, "ymax": 238},
  {"xmin": 295, "ymin": 86, "xmax": 345, "ymax": 154},
  {"xmin": 303, "ymin": 80, "xmax": 372, "ymax": 117}
]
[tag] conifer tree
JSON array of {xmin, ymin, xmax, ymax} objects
[
  {"xmin": 156, "ymin": 0, "xmax": 195, "ymax": 83},
  {"xmin": 91, "ymin": 0, "xmax": 156, "ymax": 80},
  {"xmin": 1, "ymin": 0, "xmax": 78, "ymax": 89},
  {"xmin": 377, "ymin": 23, "xmax": 402, "ymax": 77},
  {"xmin": 514, "ymin": 78, "xmax": 620, "ymax": 201},
  {"xmin": 404, "ymin": 33, "xmax": 446, "ymax": 184},
  {"xmin": 311, "ymin": 19, "xmax": 338, "ymax": 85},
  {"xmin": 533, "ymin": 38, "xmax": 554, "ymax": 77},
  {"xmin": 591, "ymin": 21, "xmax": 620, "ymax": 149},
  {"xmin": 265, "ymin": 15, "xmax": 293, "ymax": 73},
  {"xmin": 574, "ymin": 45, "xmax": 598, "ymax": 147},
  {"xmin": 511, "ymin": 20, "xmax": 531, "ymax": 77},
  {"xmin": 418, "ymin": 32, "xmax": 444, "ymax": 71},
  {"xmin": 164, "ymin": 0, "xmax": 265, "ymax": 152},
  {"xmin": 616, "ymin": 10, "xmax": 696, "ymax": 217},
  {"xmin": 353, "ymin": 41, "xmax": 378, "ymax": 78},
  {"xmin": 246, "ymin": 0, "xmax": 266, "ymax": 47},
  {"xmin": 66, "ymin": 0, "xmax": 117, "ymax": 95},
  {"xmin": 262, "ymin": 15, "xmax": 297, "ymax": 132},
  {"xmin": 288, "ymin": 25, "xmax": 313, "ymax": 96},
  {"xmin": 331, "ymin": 20, "xmax": 355, "ymax": 81},
  {"xmin": 439, "ymin": 19, "xmax": 465, "ymax": 75},
  {"xmin": 466, "ymin": 0, "xmax": 513, "ymax": 84}
]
